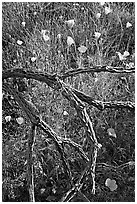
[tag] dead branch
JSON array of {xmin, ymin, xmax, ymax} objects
[
  {"xmin": 60, "ymin": 138, "xmax": 89, "ymax": 162},
  {"xmin": 27, "ymin": 124, "xmax": 36, "ymax": 202},
  {"xmin": 97, "ymin": 161, "xmax": 135, "ymax": 171},
  {"xmin": 60, "ymin": 149, "xmax": 93, "ymax": 202},
  {"xmin": 39, "ymin": 120, "xmax": 72, "ymax": 183},
  {"xmin": 3, "ymin": 83, "xmax": 72, "ymax": 183},
  {"xmin": 2, "ymin": 69, "xmax": 135, "ymax": 111},
  {"xmin": 2, "ymin": 68, "xmax": 134, "ymax": 197},
  {"xmin": 61, "ymin": 66, "xmax": 135, "ymax": 79},
  {"xmin": 3, "ymin": 84, "xmax": 40, "ymax": 125},
  {"xmin": 72, "ymin": 89, "xmax": 135, "ymax": 111},
  {"xmin": 56, "ymin": 79, "xmax": 101, "ymax": 194}
]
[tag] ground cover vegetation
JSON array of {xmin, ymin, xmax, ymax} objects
[{"xmin": 2, "ymin": 2, "xmax": 135, "ymax": 202}]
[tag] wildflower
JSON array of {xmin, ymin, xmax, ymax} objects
[
  {"xmin": 40, "ymin": 188, "xmax": 46, "ymax": 194},
  {"xmin": 21, "ymin": 22, "xmax": 26, "ymax": 27},
  {"xmin": 128, "ymin": 161, "xmax": 135, "ymax": 166},
  {"xmin": 116, "ymin": 52, "xmax": 124, "ymax": 61},
  {"xmin": 126, "ymin": 22, "xmax": 132, "ymax": 28},
  {"xmin": 57, "ymin": 33, "xmax": 61, "ymax": 39},
  {"xmin": 128, "ymin": 176, "xmax": 134, "ymax": 182},
  {"xmin": 65, "ymin": 19, "xmax": 75, "ymax": 28},
  {"xmin": 17, "ymin": 40, "xmax": 23, "ymax": 45},
  {"xmin": 41, "ymin": 30, "xmax": 50, "ymax": 42},
  {"xmin": 78, "ymin": 45, "xmax": 87, "ymax": 53},
  {"xmin": 52, "ymin": 188, "xmax": 56, "ymax": 194},
  {"xmin": 43, "ymin": 35, "xmax": 50, "ymax": 42},
  {"xmin": 5, "ymin": 116, "xmax": 11, "ymax": 122},
  {"xmin": 123, "ymin": 51, "xmax": 130, "ymax": 57},
  {"xmin": 31, "ymin": 57, "xmax": 37, "ymax": 62},
  {"xmin": 67, "ymin": 36, "xmax": 75, "ymax": 46},
  {"xmin": 105, "ymin": 7, "xmax": 112, "ymax": 15},
  {"xmin": 116, "ymin": 51, "xmax": 130, "ymax": 61},
  {"xmin": 96, "ymin": 13, "xmax": 101, "ymax": 19},
  {"xmin": 100, "ymin": 2, "xmax": 105, "ymax": 6},
  {"xmin": 95, "ymin": 32, "xmax": 101, "ymax": 39},
  {"xmin": 95, "ymin": 77, "xmax": 98, "ymax": 82},
  {"xmin": 107, "ymin": 128, "xmax": 116, "ymax": 138},
  {"xmin": 63, "ymin": 111, "xmax": 69, "ymax": 116},
  {"xmin": 16, "ymin": 117, "xmax": 24, "ymax": 125},
  {"xmin": 105, "ymin": 178, "xmax": 118, "ymax": 191},
  {"xmin": 13, "ymin": 59, "xmax": 17, "ymax": 63},
  {"xmin": 59, "ymin": 16, "xmax": 63, "ymax": 19}
]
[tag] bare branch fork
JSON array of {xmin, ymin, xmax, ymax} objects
[
  {"xmin": 3, "ymin": 84, "xmax": 72, "ymax": 200},
  {"xmin": 2, "ymin": 68, "xmax": 135, "ymax": 111},
  {"xmin": 3, "ymin": 77, "xmax": 101, "ymax": 199},
  {"xmin": 60, "ymin": 147, "xmax": 94, "ymax": 202},
  {"xmin": 2, "ymin": 64, "xmax": 134, "ymax": 201},
  {"xmin": 56, "ymin": 79, "xmax": 102, "ymax": 197}
]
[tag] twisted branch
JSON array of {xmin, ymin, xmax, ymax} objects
[
  {"xmin": 3, "ymin": 84, "xmax": 72, "ymax": 183},
  {"xmin": 61, "ymin": 65, "xmax": 135, "ymax": 79},
  {"xmin": 2, "ymin": 68, "xmax": 135, "ymax": 111}
]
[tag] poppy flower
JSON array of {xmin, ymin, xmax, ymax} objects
[
  {"xmin": 21, "ymin": 22, "xmax": 26, "ymax": 27},
  {"xmin": 57, "ymin": 33, "xmax": 61, "ymax": 39},
  {"xmin": 123, "ymin": 51, "xmax": 130, "ymax": 57},
  {"xmin": 41, "ymin": 30, "xmax": 50, "ymax": 42},
  {"xmin": 16, "ymin": 117, "xmax": 24, "ymax": 125},
  {"xmin": 17, "ymin": 40, "xmax": 23, "ymax": 45},
  {"xmin": 78, "ymin": 45, "xmax": 87, "ymax": 53},
  {"xmin": 105, "ymin": 178, "xmax": 118, "ymax": 191},
  {"xmin": 63, "ymin": 110, "xmax": 69, "ymax": 116},
  {"xmin": 31, "ymin": 57, "xmax": 37, "ymax": 62},
  {"xmin": 126, "ymin": 22, "xmax": 132, "ymax": 28},
  {"xmin": 65, "ymin": 19, "xmax": 75, "ymax": 28},
  {"xmin": 105, "ymin": 7, "xmax": 112, "ymax": 15},
  {"xmin": 95, "ymin": 32, "xmax": 101, "ymax": 39},
  {"xmin": 107, "ymin": 128, "xmax": 116, "ymax": 138},
  {"xmin": 96, "ymin": 13, "xmax": 101, "ymax": 18},
  {"xmin": 67, "ymin": 36, "xmax": 75, "ymax": 46},
  {"xmin": 116, "ymin": 51, "xmax": 130, "ymax": 61},
  {"xmin": 100, "ymin": 2, "xmax": 105, "ymax": 6},
  {"xmin": 5, "ymin": 115, "xmax": 11, "ymax": 122}
]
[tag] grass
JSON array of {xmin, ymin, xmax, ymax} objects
[{"xmin": 2, "ymin": 2, "xmax": 135, "ymax": 202}]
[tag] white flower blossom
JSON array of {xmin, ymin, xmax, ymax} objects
[
  {"xmin": 16, "ymin": 117, "xmax": 24, "ymax": 124},
  {"xmin": 95, "ymin": 32, "xmax": 101, "ymax": 39},
  {"xmin": 31, "ymin": 57, "xmax": 37, "ymax": 62},
  {"xmin": 67, "ymin": 36, "xmax": 75, "ymax": 46},
  {"xmin": 126, "ymin": 22, "xmax": 132, "ymax": 28},
  {"xmin": 21, "ymin": 22, "xmax": 26, "ymax": 27},
  {"xmin": 78, "ymin": 45, "xmax": 87, "ymax": 53},
  {"xmin": 5, "ymin": 116, "xmax": 11, "ymax": 122},
  {"xmin": 96, "ymin": 13, "xmax": 101, "ymax": 19},
  {"xmin": 65, "ymin": 19, "xmax": 75, "ymax": 28},
  {"xmin": 105, "ymin": 178, "xmax": 118, "ymax": 191},
  {"xmin": 41, "ymin": 30, "xmax": 50, "ymax": 42},
  {"xmin": 17, "ymin": 40, "xmax": 23, "ymax": 45},
  {"xmin": 100, "ymin": 2, "xmax": 105, "ymax": 6},
  {"xmin": 105, "ymin": 7, "xmax": 112, "ymax": 15},
  {"xmin": 63, "ymin": 111, "xmax": 69, "ymax": 116}
]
